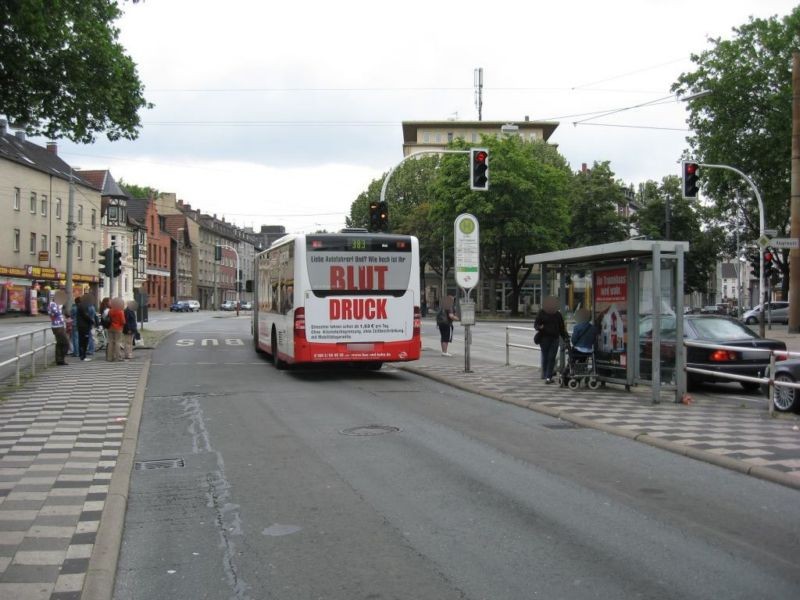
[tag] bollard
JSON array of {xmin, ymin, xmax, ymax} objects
[
  {"xmin": 29, "ymin": 332, "xmax": 35, "ymax": 377},
  {"xmin": 768, "ymin": 352, "xmax": 776, "ymax": 416},
  {"xmin": 505, "ymin": 327, "xmax": 510, "ymax": 366},
  {"xmin": 15, "ymin": 337, "xmax": 20, "ymax": 386}
]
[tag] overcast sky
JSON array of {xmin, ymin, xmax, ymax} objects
[{"xmin": 38, "ymin": 0, "xmax": 799, "ymax": 233}]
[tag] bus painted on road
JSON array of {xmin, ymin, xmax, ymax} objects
[{"xmin": 252, "ymin": 232, "xmax": 421, "ymax": 368}]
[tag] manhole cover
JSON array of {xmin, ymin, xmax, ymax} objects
[
  {"xmin": 541, "ymin": 422, "xmax": 582, "ymax": 430},
  {"xmin": 134, "ymin": 458, "xmax": 186, "ymax": 470},
  {"xmin": 339, "ymin": 425, "xmax": 401, "ymax": 436}
]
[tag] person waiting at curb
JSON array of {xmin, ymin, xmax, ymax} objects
[
  {"xmin": 436, "ymin": 295, "xmax": 460, "ymax": 357},
  {"xmin": 76, "ymin": 294, "xmax": 96, "ymax": 362},
  {"xmin": 106, "ymin": 298, "xmax": 126, "ymax": 362},
  {"xmin": 48, "ymin": 290, "xmax": 69, "ymax": 366},
  {"xmin": 122, "ymin": 300, "xmax": 138, "ymax": 360},
  {"xmin": 534, "ymin": 295, "xmax": 569, "ymax": 384}
]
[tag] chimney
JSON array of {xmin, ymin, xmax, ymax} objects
[
  {"xmin": 524, "ymin": 115, "xmax": 530, "ymax": 122},
  {"xmin": 46, "ymin": 141, "xmax": 57, "ymax": 155},
  {"xmin": 0, "ymin": 119, "xmax": 6, "ymax": 135},
  {"xmin": 581, "ymin": 163, "xmax": 588, "ymax": 173},
  {"xmin": 15, "ymin": 131, "xmax": 25, "ymax": 142}
]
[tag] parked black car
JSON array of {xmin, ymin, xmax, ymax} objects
[
  {"xmin": 639, "ymin": 314, "xmax": 786, "ymax": 391},
  {"xmin": 762, "ymin": 359, "xmax": 800, "ymax": 412}
]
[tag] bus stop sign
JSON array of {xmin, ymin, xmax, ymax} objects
[{"xmin": 455, "ymin": 214, "xmax": 480, "ymax": 294}]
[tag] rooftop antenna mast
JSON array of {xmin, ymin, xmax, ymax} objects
[{"xmin": 474, "ymin": 67, "xmax": 483, "ymax": 121}]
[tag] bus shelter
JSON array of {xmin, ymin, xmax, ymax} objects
[{"xmin": 525, "ymin": 240, "xmax": 689, "ymax": 404}]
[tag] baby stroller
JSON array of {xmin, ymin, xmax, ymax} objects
[{"xmin": 557, "ymin": 339, "xmax": 600, "ymax": 390}]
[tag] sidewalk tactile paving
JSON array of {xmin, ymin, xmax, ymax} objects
[
  {"xmin": 0, "ymin": 358, "xmax": 144, "ymax": 599},
  {"xmin": 407, "ymin": 355, "xmax": 800, "ymax": 479}
]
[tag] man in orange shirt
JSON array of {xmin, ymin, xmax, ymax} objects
[{"xmin": 106, "ymin": 298, "xmax": 126, "ymax": 362}]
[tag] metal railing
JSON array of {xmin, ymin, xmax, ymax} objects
[
  {"xmin": 684, "ymin": 339, "xmax": 800, "ymax": 415},
  {"xmin": 0, "ymin": 326, "xmax": 56, "ymax": 386},
  {"xmin": 505, "ymin": 326, "xmax": 539, "ymax": 366}
]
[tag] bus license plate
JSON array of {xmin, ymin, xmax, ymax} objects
[{"xmin": 347, "ymin": 343, "xmax": 375, "ymax": 351}]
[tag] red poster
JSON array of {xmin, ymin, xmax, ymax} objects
[{"xmin": 595, "ymin": 268, "xmax": 628, "ymax": 303}]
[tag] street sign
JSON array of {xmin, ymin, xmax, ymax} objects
[
  {"xmin": 37, "ymin": 251, "xmax": 48, "ymax": 262},
  {"xmin": 764, "ymin": 228, "xmax": 778, "ymax": 236},
  {"xmin": 454, "ymin": 214, "xmax": 480, "ymax": 293},
  {"xmin": 769, "ymin": 237, "xmax": 800, "ymax": 249},
  {"xmin": 757, "ymin": 235, "xmax": 771, "ymax": 248}
]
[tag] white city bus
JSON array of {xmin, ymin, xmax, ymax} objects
[{"xmin": 252, "ymin": 231, "xmax": 421, "ymax": 369}]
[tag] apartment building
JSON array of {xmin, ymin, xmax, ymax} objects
[{"xmin": 0, "ymin": 122, "xmax": 102, "ymax": 313}]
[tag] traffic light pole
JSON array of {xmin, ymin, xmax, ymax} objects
[
  {"xmin": 109, "ymin": 243, "xmax": 115, "ymax": 299},
  {"xmin": 698, "ymin": 163, "xmax": 766, "ymax": 338},
  {"xmin": 65, "ymin": 169, "xmax": 76, "ymax": 313}
]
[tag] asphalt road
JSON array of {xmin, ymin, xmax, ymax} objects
[{"xmin": 113, "ymin": 313, "xmax": 800, "ymax": 599}]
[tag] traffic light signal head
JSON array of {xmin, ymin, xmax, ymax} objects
[
  {"xmin": 470, "ymin": 148, "xmax": 489, "ymax": 191},
  {"xmin": 378, "ymin": 201, "xmax": 389, "ymax": 232},
  {"xmin": 369, "ymin": 201, "xmax": 380, "ymax": 232},
  {"xmin": 682, "ymin": 160, "xmax": 699, "ymax": 198},
  {"xmin": 98, "ymin": 248, "xmax": 111, "ymax": 277},
  {"xmin": 112, "ymin": 249, "xmax": 122, "ymax": 277}
]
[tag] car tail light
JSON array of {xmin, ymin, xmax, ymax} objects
[
  {"xmin": 294, "ymin": 307, "xmax": 305, "ymax": 339},
  {"xmin": 413, "ymin": 306, "xmax": 421, "ymax": 336},
  {"xmin": 709, "ymin": 349, "xmax": 738, "ymax": 362},
  {"xmin": 775, "ymin": 351, "xmax": 788, "ymax": 361}
]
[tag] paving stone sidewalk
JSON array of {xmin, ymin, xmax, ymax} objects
[
  {"xmin": 0, "ymin": 358, "xmax": 146, "ymax": 600},
  {"xmin": 402, "ymin": 352, "xmax": 800, "ymax": 487}
]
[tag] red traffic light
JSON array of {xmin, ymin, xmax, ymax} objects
[
  {"xmin": 685, "ymin": 163, "xmax": 698, "ymax": 175},
  {"xmin": 475, "ymin": 151, "xmax": 487, "ymax": 164}
]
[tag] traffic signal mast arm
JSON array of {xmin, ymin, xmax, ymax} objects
[
  {"xmin": 687, "ymin": 161, "xmax": 767, "ymax": 336},
  {"xmin": 379, "ymin": 149, "xmax": 471, "ymax": 207}
]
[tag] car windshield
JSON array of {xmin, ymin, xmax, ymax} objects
[{"xmin": 690, "ymin": 317, "xmax": 758, "ymax": 340}]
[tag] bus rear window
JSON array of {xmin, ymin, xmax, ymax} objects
[{"xmin": 306, "ymin": 235, "xmax": 412, "ymax": 296}]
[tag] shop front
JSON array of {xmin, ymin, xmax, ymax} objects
[{"xmin": 0, "ymin": 264, "xmax": 99, "ymax": 315}]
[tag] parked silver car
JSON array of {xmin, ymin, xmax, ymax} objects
[{"xmin": 742, "ymin": 301, "xmax": 788, "ymax": 325}]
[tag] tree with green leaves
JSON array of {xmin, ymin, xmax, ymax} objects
[
  {"xmin": 430, "ymin": 136, "xmax": 572, "ymax": 314},
  {"xmin": 634, "ymin": 175, "xmax": 724, "ymax": 295},
  {"xmin": 672, "ymin": 6, "xmax": 800, "ymax": 295},
  {"xmin": 118, "ymin": 179, "xmax": 157, "ymax": 199},
  {"xmin": 0, "ymin": 0, "xmax": 150, "ymax": 142},
  {"xmin": 567, "ymin": 161, "xmax": 628, "ymax": 247}
]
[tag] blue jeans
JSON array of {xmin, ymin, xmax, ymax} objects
[
  {"xmin": 71, "ymin": 327, "xmax": 79, "ymax": 356},
  {"xmin": 539, "ymin": 335, "xmax": 560, "ymax": 380}
]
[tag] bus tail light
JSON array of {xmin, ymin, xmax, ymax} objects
[
  {"xmin": 413, "ymin": 306, "xmax": 421, "ymax": 336},
  {"xmin": 294, "ymin": 307, "xmax": 306, "ymax": 340}
]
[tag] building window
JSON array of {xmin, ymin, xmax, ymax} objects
[
  {"xmin": 56, "ymin": 198, "xmax": 62, "ymax": 219},
  {"xmin": 471, "ymin": 132, "xmax": 478, "ymax": 142},
  {"xmin": 13, "ymin": 229, "xmax": 20, "ymax": 252},
  {"xmin": 13, "ymin": 187, "xmax": 20, "ymax": 210},
  {"xmin": 30, "ymin": 192, "xmax": 37, "ymax": 213},
  {"xmin": 91, "ymin": 208, "xmax": 96, "ymax": 228},
  {"xmin": 41, "ymin": 194, "xmax": 47, "ymax": 216},
  {"xmin": 78, "ymin": 205, "xmax": 83, "ymax": 224},
  {"xmin": 77, "ymin": 240, "xmax": 83, "ymax": 260},
  {"xmin": 447, "ymin": 132, "xmax": 453, "ymax": 143},
  {"xmin": 108, "ymin": 205, "xmax": 118, "ymax": 222},
  {"xmin": 55, "ymin": 236, "xmax": 61, "ymax": 256},
  {"xmin": 423, "ymin": 132, "xmax": 430, "ymax": 143},
  {"xmin": 41, "ymin": 234, "xmax": 47, "ymax": 252},
  {"xmin": 30, "ymin": 232, "xmax": 36, "ymax": 254},
  {"xmin": 434, "ymin": 133, "xmax": 441, "ymax": 143},
  {"xmin": 91, "ymin": 243, "xmax": 96, "ymax": 261}
]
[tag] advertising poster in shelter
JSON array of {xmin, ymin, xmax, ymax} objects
[{"xmin": 593, "ymin": 267, "xmax": 628, "ymax": 371}]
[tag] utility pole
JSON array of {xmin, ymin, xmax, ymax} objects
[
  {"xmin": 65, "ymin": 169, "xmax": 76, "ymax": 312},
  {"xmin": 789, "ymin": 52, "xmax": 800, "ymax": 332},
  {"xmin": 474, "ymin": 67, "xmax": 483, "ymax": 121}
]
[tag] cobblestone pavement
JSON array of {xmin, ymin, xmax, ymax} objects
[
  {"xmin": 403, "ymin": 352, "xmax": 800, "ymax": 486},
  {"xmin": 0, "ymin": 358, "xmax": 146, "ymax": 600}
]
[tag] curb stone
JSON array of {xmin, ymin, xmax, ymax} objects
[
  {"xmin": 82, "ymin": 357, "xmax": 151, "ymax": 600},
  {"xmin": 398, "ymin": 364, "xmax": 800, "ymax": 492}
]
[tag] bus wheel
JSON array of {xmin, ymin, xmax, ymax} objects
[{"xmin": 271, "ymin": 330, "xmax": 286, "ymax": 370}]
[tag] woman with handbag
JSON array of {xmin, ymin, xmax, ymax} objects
[{"xmin": 534, "ymin": 296, "xmax": 568, "ymax": 384}]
